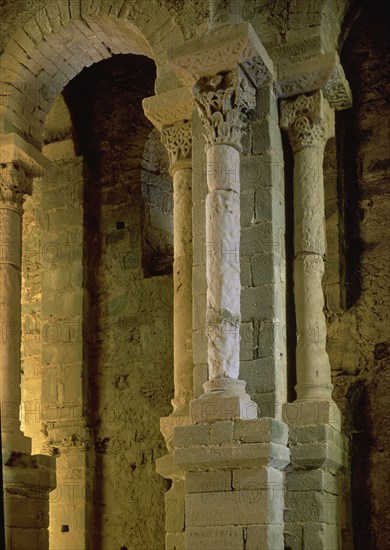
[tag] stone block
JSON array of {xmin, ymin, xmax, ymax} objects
[
  {"xmin": 283, "ymin": 400, "xmax": 341, "ymax": 429},
  {"xmin": 186, "ymin": 526, "xmax": 244, "ymax": 549},
  {"xmin": 192, "ymin": 329, "xmax": 208, "ymax": 364},
  {"xmin": 284, "ymin": 523, "xmax": 303, "ymax": 550},
  {"xmin": 186, "ymin": 490, "xmax": 269, "ymax": 527},
  {"xmin": 186, "ymin": 470, "xmax": 232, "ymax": 494},
  {"xmin": 239, "ymin": 358, "xmax": 277, "ymax": 395},
  {"xmin": 251, "ymin": 253, "xmax": 275, "ymax": 286},
  {"xmin": 232, "ymin": 467, "xmax": 282, "ymax": 491},
  {"xmin": 303, "ymin": 522, "xmax": 339, "ymax": 549},
  {"xmin": 240, "ymin": 323, "xmax": 255, "ymax": 360},
  {"xmin": 246, "ymin": 524, "xmax": 284, "ymax": 550},
  {"xmin": 290, "ymin": 440, "xmax": 347, "ymax": 471},
  {"xmin": 174, "ymin": 424, "xmax": 209, "ymax": 448},
  {"xmin": 241, "ymin": 286, "xmax": 275, "ymax": 320},
  {"xmin": 165, "ymin": 483, "xmax": 185, "ymax": 532},
  {"xmin": 166, "ymin": 531, "xmax": 185, "ymax": 549},
  {"xmin": 175, "ymin": 441, "xmax": 289, "ymax": 471},
  {"xmin": 192, "ymin": 364, "xmax": 208, "ymax": 399},
  {"xmin": 287, "ymin": 470, "xmax": 337, "ymax": 493},
  {"xmin": 241, "ymin": 190, "xmax": 256, "ymax": 227},
  {"xmin": 233, "ymin": 419, "xmax": 288, "ymax": 445},
  {"xmin": 253, "ymin": 393, "xmax": 281, "ymax": 419},
  {"xmin": 190, "ymin": 395, "xmax": 258, "ymax": 423},
  {"xmin": 209, "ymin": 421, "xmax": 234, "ymax": 444},
  {"xmin": 285, "ymin": 491, "xmax": 338, "ymax": 524},
  {"xmin": 6, "ymin": 527, "xmax": 48, "ymax": 550}
]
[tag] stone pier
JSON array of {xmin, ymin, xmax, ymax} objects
[
  {"xmin": 143, "ymin": 87, "xmax": 194, "ymax": 549},
  {"xmin": 166, "ymin": 19, "xmax": 290, "ymax": 548},
  {"xmin": 279, "ymin": 59, "xmax": 352, "ymax": 549},
  {"xmin": 1, "ymin": 133, "xmax": 55, "ymax": 550}
]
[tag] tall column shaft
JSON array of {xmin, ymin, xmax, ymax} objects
[
  {"xmin": 293, "ymin": 144, "xmax": 332, "ymax": 400},
  {"xmin": 280, "ymin": 91, "xmax": 334, "ymax": 403},
  {"xmin": 189, "ymin": 69, "xmax": 258, "ymax": 420},
  {"xmin": 162, "ymin": 120, "xmax": 193, "ymax": 415},
  {"xmin": 0, "ymin": 162, "xmax": 31, "ymax": 452},
  {"xmin": 172, "ymin": 166, "xmax": 193, "ymax": 412},
  {"xmin": 206, "ymin": 144, "xmax": 240, "ymax": 380},
  {"xmin": 1, "ymin": 146, "xmax": 55, "ymax": 550}
]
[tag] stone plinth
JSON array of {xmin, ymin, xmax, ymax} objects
[
  {"xmin": 174, "ymin": 418, "xmax": 289, "ymax": 549},
  {"xmin": 283, "ymin": 422, "xmax": 348, "ymax": 550},
  {"xmin": 3, "ymin": 451, "xmax": 56, "ymax": 550}
]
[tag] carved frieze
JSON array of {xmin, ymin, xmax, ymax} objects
[{"xmin": 193, "ymin": 69, "xmax": 256, "ymax": 150}]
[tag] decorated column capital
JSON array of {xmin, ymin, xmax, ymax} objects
[
  {"xmin": 193, "ymin": 68, "xmax": 255, "ymax": 151},
  {"xmin": 0, "ymin": 162, "xmax": 33, "ymax": 209},
  {"xmin": 161, "ymin": 120, "xmax": 192, "ymax": 175},
  {"xmin": 168, "ymin": 21, "xmax": 274, "ymax": 88},
  {"xmin": 277, "ymin": 52, "xmax": 352, "ymax": 111},
  {"xmin": 280, "ymin": 91, "xmax": 334, "ymax": 153},
  {"xmin": 143, "ymin": 87, "xmax": 193, "ymax": 175},
  {"xmin": 0, "ymin": 132, "xmax": 48, "ymax": 208}
]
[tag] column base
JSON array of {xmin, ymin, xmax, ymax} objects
[
  {"xmin": 283, "ymin": 399, "xmax": 341, "ymax": 431},
  {"xmin": 189, "ymin": 378, "xmax": 258, "ymax": 423},
  {"xmin": 156, "ymin": 453, "xmax": 186, "ymax": 550},
  {"xmin": 2, "ymin": 450, "xmax": 56, "ymax": 550},
  {"xmin": 2, "ymin": 430, "xmax": 32, "ymax": 454},
  {"xmin": 173, "ymin": 418, "xmax": 289, "ymax": 550},
  {"xmin": 160, "ymin": 412, "xmax": 191, "ymax": 454},
  {"xmin": 283, "ymin": 403, "xmax": 348, "ymax": 550}
]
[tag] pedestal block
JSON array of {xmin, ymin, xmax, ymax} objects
[
  {"xmin": 174, "ymin": 418, "xmax": 289, "ymax": 549},
  {"xmin": 283, "ymin": 417, "xmax": 348, "ymax": 550},
  {"xmin": 2, "ymin": 451, "xmax": 56, "ymax": 550}
]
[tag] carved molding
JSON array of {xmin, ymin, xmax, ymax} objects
[
  {"xmin": 168, "ymin": 22, "xmax": 274, "ymax": 88},
  {"xmin": 277, "ymin": 52, "xmax": 352, "ymax": 111},
  {"xmin": 161, "ymin": 120, "xmax": 192, "ymax": 174},
  {"xmin": 193, "ymin": 69, "xmax": 256, "ymax": 150},
  {"xmin": 280, "ymin": 91, "xmax": 334, "ymax": 152},
  {"xmin": 142, "ymin": 87, "xmax": 193, "ymax": 130}
]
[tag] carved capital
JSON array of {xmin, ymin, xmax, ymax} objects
[
  {"xmin": 161, "ymin": 120, "xmax": 192, "ymax": 175},
  {"xmin": 277, "ymin": 52, "xmax": 352, "ymax": 111},
  {"xmin": 142, "ymin": 87, "xmax": 193, "ymax": 130},
  {"xmin": 193, "ymin": 69, "xmax": 255, "ymax": 150},
  {"xmin": 168, "ymin": 22, "xmax": 274, "ymax": 88},
  {"xmin": 0, "ymin": 162, "xmax": 33, "ymax": 208},
  {"xmin": 280, "ymin": 91, "xmax": 334, "ymax": 152}
]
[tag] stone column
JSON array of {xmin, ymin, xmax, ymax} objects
[
  {"xmin": 161, "ymin": 120, "xmax": 193, "ymax": 415},
  {"xmin": 189, "ymin": 69, "xmax": 258, "ymax": 423},
  {"xmin": 1, "ymin": 133, "xmax": 55, "ymax": 550},
  {"xmin": 167, "ymin": 22, "xmax": 290, "ymax": 550},
  {"xmin": 280, "ymin": 91, "xmax": 335, "ymax": 406},
  {"xmin": 280, "ymin": 92, "xmax": 349, "ymax": 549},
  {"xmin": 143, "ymin": 89, "xmax": 193, "ymax": 549},
  {"xmin": 0, "ymin": 161, "xmax": 32, "ymax": 454}
]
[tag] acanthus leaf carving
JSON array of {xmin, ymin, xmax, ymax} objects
[{"xmin": 193, "ymin": 69, "xmax": 256, "ymax": 150}]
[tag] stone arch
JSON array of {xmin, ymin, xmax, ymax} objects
[{"xmin": 0, "ymin": 0, "xmax": 183, "ymax": 149}]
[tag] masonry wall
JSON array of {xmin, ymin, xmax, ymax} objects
[
  {"xmin": 20, "ymin": 53, "xmax": 174, "ymax": 549},
  {"xmin": 323, "ymin": 2, "xmax": 390, "ymax": 548}
]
